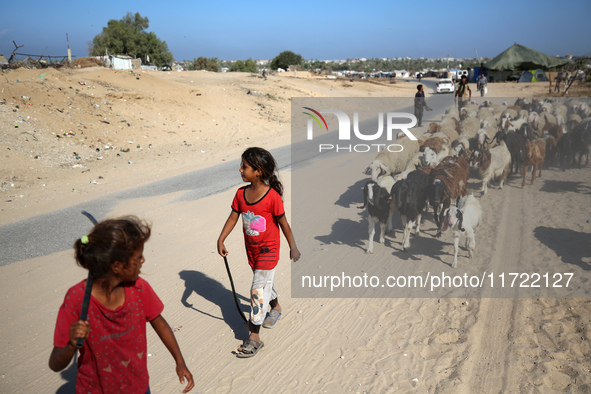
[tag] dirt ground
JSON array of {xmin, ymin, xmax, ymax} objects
[{"xmin": 1, "ymin": 66, "xmax": 590, "ymax": 393}]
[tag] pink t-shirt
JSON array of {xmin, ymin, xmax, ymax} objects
[
  {"xmin": 231, "ymin": 186, "xmax": 285, "ymax": 270},
  {"xmin": 53, "ymin": 277, "xmax": 164, "ymax": 394}
]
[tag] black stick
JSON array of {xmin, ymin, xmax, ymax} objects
[
  {"xmin": 223, "ymin": 256, "xmax": 248, "ymax": 323},
  {"xmin": 77, "ymin": 210, "xmax": 98, "ymax": 348}
]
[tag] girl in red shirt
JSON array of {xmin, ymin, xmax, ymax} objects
[
  {"xmin": 49, "ymin": 216, "xmax": 194, "ymax": 393},
  {"xmin": 217, "ymin": 147, "xmax": 301, "ymax": 358}
]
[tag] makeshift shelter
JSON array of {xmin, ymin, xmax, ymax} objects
[
  {"xmin": 518, "ymin": 69, "xmax": 549, "ymax": 83},
  {"xmin": 485, "ymin": 43, "xmax": 569, "ymax": 71},
  {"xmin": 110, "ymin": 55, "xmax": 133, "ymax": 70}
]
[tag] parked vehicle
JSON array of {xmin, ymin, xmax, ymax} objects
[{"xmin": 436, "ymin": 78, "xmax": 455, "ymax": 93}]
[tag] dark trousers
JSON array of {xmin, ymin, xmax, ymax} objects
[{"xmin": 415, "ymin": 106, "xmax": 424, "ymax": 127}]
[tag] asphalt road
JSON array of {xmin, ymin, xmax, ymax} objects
[{"xmin": 0, "ymin": 95, "xmax": 450, "ymax": 267}]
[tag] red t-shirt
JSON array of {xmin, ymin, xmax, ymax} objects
[
  {"xmin": 53, "ymin": 277, "xmax": 164, "ymax": 394},
  {"xmin": 231, "ymin": 186, "xmax": 285, "ymax": 270}
]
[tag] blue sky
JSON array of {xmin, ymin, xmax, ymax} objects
[{"xmin": 1, "ymin": 0, "xmax": 589, "ymax": 62}]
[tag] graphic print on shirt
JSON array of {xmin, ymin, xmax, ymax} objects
[{"xmin": 243, "ymin": 210, "xmax": 267, "ymax": 236}]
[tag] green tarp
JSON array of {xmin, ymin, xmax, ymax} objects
[{"xmin": 485, "ymin": 43, "xmax": 569, "ymax": 71}]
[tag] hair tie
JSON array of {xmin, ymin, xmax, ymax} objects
[{"xmin": 81, "ymin": 236, "xmax": 89, "ymax": 244}]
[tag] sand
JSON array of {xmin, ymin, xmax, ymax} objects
[{"xmin": 1, "ymin": 67, "xmax": 590, "ymax": 393}]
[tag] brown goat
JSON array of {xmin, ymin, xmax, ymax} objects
[
  {"xmin": 522, "ymin": 139, "xmax": 546, "ymax": 187},
  {"xmin": 427, "ymin": 122, "xmax": 441, "ymax": 133},
  {"xmin": 427, "ymin": 156, "xmax": 470, "ymax": 236},
  {"xmin": 542, "ymin": 121, "xmax": 563, "ymax": 141},
  {"xmin": 421, "ymin": 136, "xmax": 450, "ymax": 154},
  {"xmin": 430, "ymin": 156, "xmax": 470, "ymax": 198}
]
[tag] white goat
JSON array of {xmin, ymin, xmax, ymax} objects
[
  {"xmin": 477, "ymin": 128, "xmax": 491, "ymax": 149},
  {"xmin": 393, "ymin": 152, "xmax": 423, "ymax": 182},
  {"xmin": 460, "ymin": 117, "xmax": 481, "ymax": 139},
  {"xmin": 444, "ymin": 194, "xmax": 482, "ymax": 268},
  {"xmin": 469, "ymin": 141, "xmax": 511, "ymax": 195},
  {"xmin": 422, "ymin": 145, "xmax": 450, "ymax": 167},
  {"xmin": 368, "ymin": 138, "xmax": 420, "ymax": 180}
]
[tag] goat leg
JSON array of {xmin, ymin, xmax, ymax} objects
[
  {"xmin": 469, "ymin": 231, "xmax": 476, "ymax": 259},
  {"xmin": 386, "ymin": 199, "xmax": 395, "ymax": 236},
  {"xmin": 415, "ymin": 212, "xmax": 422, "ymax": 237},
  {"xmin": 436, "ymin": 201, "xmax": 449, "ymax": 238},
  {"xmin": 452, "ymin": 233, "xmax": 460, "ymax": 268},
  {"xmin": 366, "ymin": 216, "xmax": 376, "ymax": 254},
  {"xmin": 433, "ymin": 204, "xmax": 440, "ymax": 229},
  {"xmin": 379, "ymin": 222, "xmax": 386, "ymax": 245}
]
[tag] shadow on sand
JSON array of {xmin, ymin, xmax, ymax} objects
[
  {"xmin": 540, "ymin": 179, "xmax": 591, "ymax": 194},
  {"xmin": 389, "ymin": 229, "xmax": 451, "ymax": 266},
  {"xmin": 315, "ymin": 218, "xmax": 368, "ymax": 251},
  {"xmin": 334, "ymin": 178, "xmax": 368, "ymax": 208},
  {"xmin": 534, "ymin": 227, "xmax": 591, "ymax": 270},
  {"xmin": 179, "ymin": 270, "xmax": 250, "ymax": 339}
]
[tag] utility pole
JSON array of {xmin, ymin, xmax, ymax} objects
[{"xmin": 67, "ymin": 33, "xmax": 72, "ymax": 65}]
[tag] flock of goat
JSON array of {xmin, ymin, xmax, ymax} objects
[{"xmin": 362, "ymin": 97, "xmax": 591, "ymax": 268}]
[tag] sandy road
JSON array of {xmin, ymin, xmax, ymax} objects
[{"xmin": 462, "ymin": 184, "xmax": 523, "ymax": 392}]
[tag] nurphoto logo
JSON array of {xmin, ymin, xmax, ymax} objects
[{"xmin": 303, "ymin": 106, "xmax": 418, "ymax": 153}]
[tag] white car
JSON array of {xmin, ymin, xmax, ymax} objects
[{"xmin": 436, "ymin": 78, "xmax": 455, "ymax": 93}]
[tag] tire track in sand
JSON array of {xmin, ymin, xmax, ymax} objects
[{"xmin": 461, "ymin": 182, "xmax": 525, "ymax": 392}]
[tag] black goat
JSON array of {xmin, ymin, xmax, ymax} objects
[
  {"xmin": 427, "ymin": 178, "xmax": 453, "ymax": 237},
  {"xmin": 569, "ymin": 120, "xmax": 591, "ymax": 167},
  {"xmin": 360, "ymin": 177, "xmax": 395, "ymax": 253},
  {"xmin": 392, "ymin": 170, "xmax": 429, "ymax": 251},
  {"xmin": 493, "ymin": 130, "xmax": 526, "ymax": 174}
]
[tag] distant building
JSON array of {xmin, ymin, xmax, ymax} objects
[{"xmin": 95, "ymin": 55, "xmax": 134, "ymax": 70}]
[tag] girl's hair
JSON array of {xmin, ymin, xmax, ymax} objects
[
  {"xmin": 242, "ymin": 147, "xmax": 283, "ymax": 197},
  {"xmin": 74, "ymin": 216, "xmax": 151, "ymax": 283}
]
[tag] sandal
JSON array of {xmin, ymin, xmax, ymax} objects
[{"xmin": 236, "ymin": 339, "xmax": 264, "ymax": 358}]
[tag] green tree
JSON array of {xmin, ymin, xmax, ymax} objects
[
  {"xmin": 243, "ymin": 58, "xmax": 259, "ymax": 73},
  {"xmin": 270, "ymin": 50, "xmax": 303, "ymax": 70},
  {"xmin": 194, "ymin": 57, "xmax": 220, "ymax": 72},
  {"xmin": 89, "ymin": 12, "xmax": 174, "ymax": 67},
  {"xmin": 228, "ymin": 60, "xmax": 245, "ymax": 72},
  {"xmin": 228, "ymin": 58, "xmax": 258, "ymax": 72}
]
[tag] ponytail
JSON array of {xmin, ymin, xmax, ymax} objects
[{"xmin": 268, "ymin": 173, "xmax": 283, "ymax": 197}]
